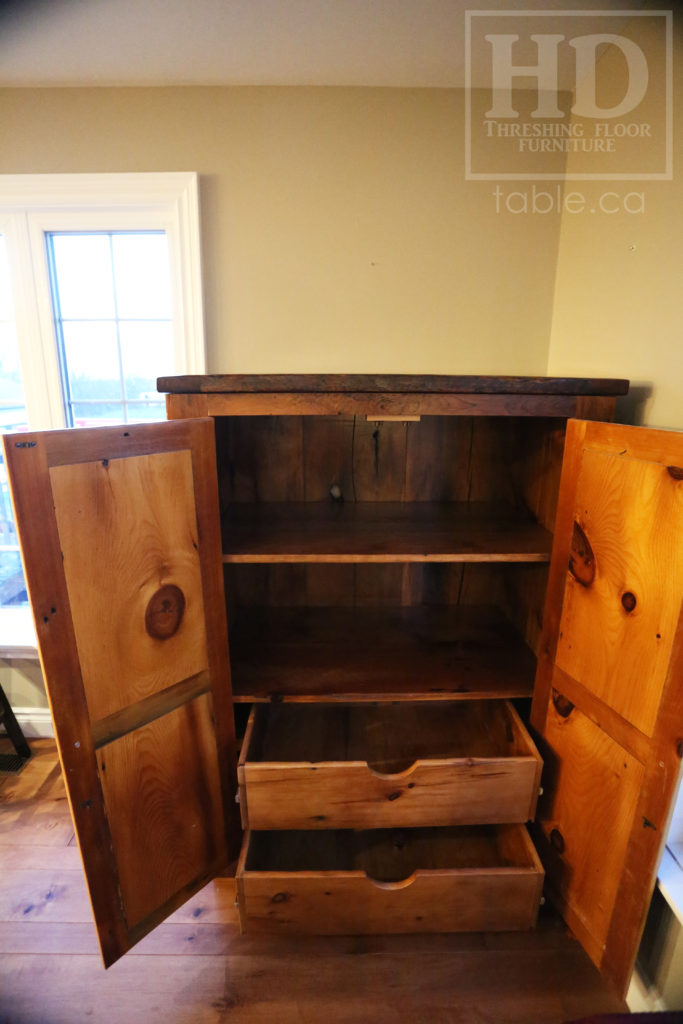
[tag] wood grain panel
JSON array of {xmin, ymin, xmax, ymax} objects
[
  {"xmin": 534, "ymin": 703, "xmax": 644, "ymax": 955},
  {"xmin": 532, "ymin": 419, "xmax": 683, "ymax": 996},
  {"xmin": 555, "ymin": 450, "xmax": 682, "ymax": 736},
  {"xmin": 351, "ymin": 419, "xmax": 408, "ymax": 501},
  {"xmin": 404, "ymin": 416, "xmax": 472, "ymax": 501},
  {"xmin": 3, "ymin": 420, "xmax": 236, "ymax": 967},
  {"xmin": 301, "ymin": 416, "xmax": 355, "ymax": 501},
  {"xmin": 50, "ymin": 450, "xmax": 209, "ymax": 723},
  {"xmin": 96, "ymin": 694, "xmax": 226, "ymax": 929},
  {"xmin": 218, "ymin": 417, "xmax": 305, "ymax": 502}
]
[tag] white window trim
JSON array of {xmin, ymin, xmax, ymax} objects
[
  {"xmin": 0, "ymin": 172, "xmax": 206, "ymax": 651},
  {"xmin": 0, "ymin": 171, "xmax": 205, "ymax": 428}
]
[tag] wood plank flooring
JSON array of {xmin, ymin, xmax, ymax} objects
[{"xmin": 0, "ymin": 739, "xmax": 628, "ymax": 1024}]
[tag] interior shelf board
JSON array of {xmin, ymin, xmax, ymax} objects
[
  {"xmin": 222, "ymin": 502, "xmax": 552, "ymax": 564},
  {"xmin": 228, "ymin": 604, "xmax": 536, "ymax": 703}
]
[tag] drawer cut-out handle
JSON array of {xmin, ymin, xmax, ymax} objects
[
  {"xmin": 366, "ymin": 760, "xmax": 419, "ymax": 780},
  {"xmin": 366, "ymin": 872, "xmax": 418, "ymax": 891}
]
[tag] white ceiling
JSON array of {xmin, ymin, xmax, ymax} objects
[{"xmin": 0, "ymin": 0, "xmax": 650, "ymax": 89}]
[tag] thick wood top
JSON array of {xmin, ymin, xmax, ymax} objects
[{"xmin": 158, "ymin": 374, "xmax": 629, "ymax": 396}]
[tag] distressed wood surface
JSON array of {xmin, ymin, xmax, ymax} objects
[
  {"xmin": 239, "ymin": 825, "xmax": 544, "ymax": 934},
  {"xmin": 2, "ymin": 421, "xmax": 238, "ymax": 967},
  {"xmin": 0, "ymin": 741, "xmax": 628, "ymax": 1024},
  {"xmin": 554, "ymin": 448, "xmax": 682, "ymax": 737},
  {"xmin": 240, "ymin": 701, "xmax": 541, "ymax": 829},
  {"xmin": 201, "ymin": 392, "xmax": 617, "ymax": 418},
  {"xmin": 228, "ymin": 605, "xmax": 537, "ymax": 702},
  {"xmin": 158, "ymin": 374, "xmax": 629, "ymax": 396},
  {"xmin": 50, "ymin": 449, "xmax": 209, "ymax": 723},
  {"xmin": 532, "ymin": 704, "xmax": 644, "ymax": 964},
  {"xmin": 531, "ymin": 419, "xmax": 683, "ymax": 997},
  {"xmin": 217, "ymin": 415, "xmax": 541, "ymax": 506},
  {"xmin": 96, "ymin": 694, "xmax": 226, "ymax": 929}
]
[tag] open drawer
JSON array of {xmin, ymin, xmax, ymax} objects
[
  {"xmin": 238, "ymin": 701, "xmax": 542, "ymax": 829},
  {"xmin": 237, "ymin": 825, "xmax": 544, "ymax": 934}
]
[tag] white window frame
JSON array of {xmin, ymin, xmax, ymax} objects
[
  {"xmin": 0, "ymin": 172, "xmax": 206, "ymax": 652},
  {"xmin": 0, "ymin": 171, "xmax": 205, "ymax": 430}
]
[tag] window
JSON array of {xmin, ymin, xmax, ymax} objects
[
  {"xmin": 48, "ymin": 231, "xmax": 173, "ymax": 426},
  {"xmin": 0, "ymin": 173, "xmax": 205, "ymax": 628}
]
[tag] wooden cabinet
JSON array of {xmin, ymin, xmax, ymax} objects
[{"xmin": 5, "ymin": 374, "xmax": 682, "ymax": 999}]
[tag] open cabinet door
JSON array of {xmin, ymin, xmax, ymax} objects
[
  {"xmin": 531, "ymin": 419, "xmax": 683, "ymax": 997},
  {"xmin": 2, "ymin": 419, "xmax": 238, "ymax": 967}
]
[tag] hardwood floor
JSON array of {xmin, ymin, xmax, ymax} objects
[{"xmin": 0, "ymin": 739, "xmax": 628, "ymax": 1024}]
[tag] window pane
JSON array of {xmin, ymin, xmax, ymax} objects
[
  {"xmin": 0, "ymin": 235, "xmax": 14, "ymax": 321},
  {"xmin": 119, "ymin": 321, "xmax": 173, "ymax": 399},
  {"xmin": 61, "ymin": 322, "xmax": 121, "ymax": 401},
  {"xmin": 50, "ymin": 234, "xmax": 115, "ymax": 318},
  {"xmin": 126, "ymin": 402, "xmax": 166, "ymax": 423},
  {"xmin": 113, "ymin": 233, "xmax": 172, "ymax": 319},
  {"xmin": 71, "ymin": 402, "xmax": 125, "ymax": 427},
  {"xmin": 0, "ymin": 234, "xmax": 29, "ymax": 607}
]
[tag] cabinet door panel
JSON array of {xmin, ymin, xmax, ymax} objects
[
  {"xmin": 534, "ymin": 702, "xmax": 644, "ymax": 964},
  {"xmin": 532, "ymin": 419, "xmax": 683, "ymax": 997},
  {"xmin": 555, "ymin": 447, "xmax": 681, "ymax": 736},
  {"xmin": 96, "ymin": 693, "xmax": 225, "ymax": 930},
  {"xmin": 3, "ymin": 420, "xmax": 237, "ymax": 967},
  {"xmin": 50, "ymin": 450, "xmax": 209, "ymax": 722}
]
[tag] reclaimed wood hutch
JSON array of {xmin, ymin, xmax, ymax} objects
[{"xmin": 4, "ymin": 374, "xmax": 682, "ymax": 998}]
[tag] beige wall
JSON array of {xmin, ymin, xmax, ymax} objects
[
  {"xmin": 1, "ymin": 75, "xmax": 681, "ymax": 716},
  {"xmin": 0, "ymin": 86, "xmax": 563, "ymax": 375},
  {"xmin": 548, "ymin": 16, "xmax": 683, "ymax": 429}
]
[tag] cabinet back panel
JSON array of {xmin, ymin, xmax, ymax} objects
[
  {"xmin": 225, "ymin": 563, "xmax": 506, "ymax": 610},
  {"xmin": 216, "ymin": 416, "xmax": 560, "ymax": 510}
]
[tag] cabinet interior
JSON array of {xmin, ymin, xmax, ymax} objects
[
  {"xmin": 244, "ymin": 825, "xmax": 538, "ymax": 879},
  {"xmin": 246, "ymin": 701, "xmax": 534, "ymax": 773},
  {"xmin": 216, "ymin": 413, "xmax": 566, "ymax": 705}
]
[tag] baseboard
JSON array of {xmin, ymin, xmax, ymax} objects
[{"xmin": 11, "ymin": 706, "xmax": 54, "ymax": 739}]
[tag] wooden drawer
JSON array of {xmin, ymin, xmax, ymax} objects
[
  {"xmin": 237, "ymin": 825, "xmax": 544, "ymax": 934},
  {"xmin": 238, "ymin": 701, "xmax": 542, "ymax": 829}
]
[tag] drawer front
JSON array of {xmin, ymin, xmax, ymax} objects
[
  {"xmin": 241, "ymin": 760, "xmax": 540, "ymax": 829},
  {"xmin": 237, "ymin": 826, "xmax": 544, "ymax": 935},
  {"xmin": 238, "ymin": 701, "xmax": 542, "ymax": 830}
]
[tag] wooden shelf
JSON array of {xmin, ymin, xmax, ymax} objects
[
  {"xmin": 222, "ymin": 502, "xmax": 552, "ymax": 564},
  {"xmin": 229, "ymin": 604, "xmax": 536, "ymax": 703}
]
